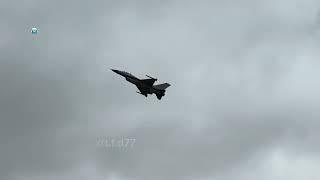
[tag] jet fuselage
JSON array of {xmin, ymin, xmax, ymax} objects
[{"xmin": 111, "ymin": 69, "xmax": 166, "ymax": 98}]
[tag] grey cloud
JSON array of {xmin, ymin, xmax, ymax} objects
[{"xmin": 1, "ymin": 0, "xmax": 320, "ymax": 180}]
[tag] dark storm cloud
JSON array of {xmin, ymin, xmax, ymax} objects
[
  {"xmin": 93, "ymin": 0, "xmax": 320, "ymax": 179},
  {"xmin": 1, "ymin": 0, "xmax": 174, "ymax": 179},
  {"xmin": 1, "ymin": 0, "xmax": 320, "ymax": 180}
]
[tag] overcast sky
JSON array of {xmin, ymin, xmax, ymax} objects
[{"xmin": 1, "ymin": 0, "xmax": 320, "ymax": 179}]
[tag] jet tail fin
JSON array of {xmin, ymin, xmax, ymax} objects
[{"xmin": 153, "ymin": 83, "xmax": 171, "ymax": 90}]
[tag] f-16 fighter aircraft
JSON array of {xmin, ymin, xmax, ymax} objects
[{"xmin": 111, "ymin": 69, "xmax": 170, "ymax": 100}]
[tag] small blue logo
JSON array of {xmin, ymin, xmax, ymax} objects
[{"xmin": 31, "ymin": 27, "xmax": 38, "ymax": 35}]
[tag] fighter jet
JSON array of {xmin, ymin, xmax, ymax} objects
[{"xmin": 111, "ymin": 69, "xmax": 170, "ymax": 100}]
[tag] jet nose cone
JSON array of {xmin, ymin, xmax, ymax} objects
[
  {"xmin": 111, "ymin": 69, "xmax": 119, "ymax": 73},
  {"xmin": 111, "ymin": 69, "xmax": 124, "ymax": 76}
]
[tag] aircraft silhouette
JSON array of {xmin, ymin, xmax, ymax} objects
[{"xmin": 111, "ymin": 69, "xmax": 170, "ymax": 100}]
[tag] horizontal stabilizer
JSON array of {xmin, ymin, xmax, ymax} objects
[
  {"xmin": 153, "ymin": 83, "xmax": 171, "ymax": 90},
  {"xmin": 156, "ymin": 93, "xmax": 164, "ymax": 100}
]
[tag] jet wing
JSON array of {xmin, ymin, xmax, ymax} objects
[
  {"xmin": 136, "ymin": 85, "xmax": 148, "ymax": 96},
  {"xmin": 140, "ymin": 78, "xmax": 156, "ymax": 86}
]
